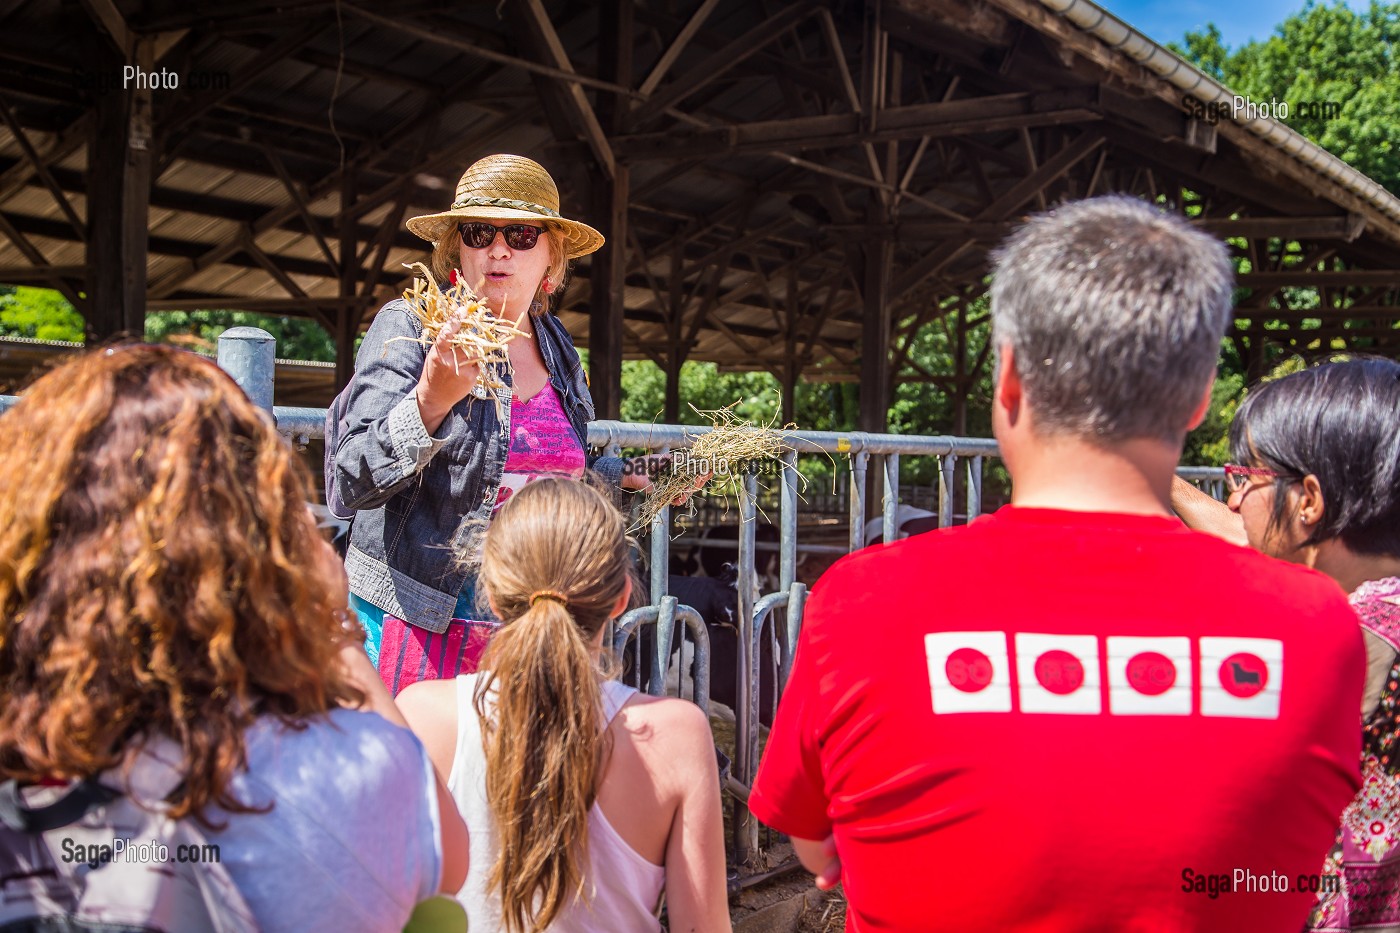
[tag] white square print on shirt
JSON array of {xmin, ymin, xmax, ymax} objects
[
  {"xmin": 1199, "ymin": 637, "xmax": 1282, "ymax": 720},
  {"xmin": 1106, "ymin": 636, "xmax": 1193, "ymax": 715},
  {"xmin": 1015, "ymin": 633, "xmax": 1102, "ymax": 714},
  {"xmin": 925, "ymin": 631, "xmax": 1012, "ymax": 714}
]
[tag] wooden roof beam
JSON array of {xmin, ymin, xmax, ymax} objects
[
  {"xmin": 0, "ymin": 93, "xmax": 84, "ymax": 242},
  {"xmin": 0, "ymin": 208, "xmax": 416, "ymax": 287},
  {"xmin": 637, "ymin": 0, "xmax": 723, "ymax": 98},
  {"xmin": 820, "ymin": 214, "xmax": 1368, "ymax": 242},
  {"xmin": 629, "ymin": 1, "xmax": 821, "ymax": 125},
  {"xmin": 510, "ymin": 0, "xmax": 615, "ymax": 178},
  {"xmin": 157, "ymin": 24, "xmax": 325, "ymax": 164},
  {"xmin": 1240, "ymin": 270, "xmax": 1400, "ymax": 288},
  {"xmin": 0, "ymin": 161, "xmax": 426, "ymax": 254},
  {"xmin": 343, "ymin": 5, "xmax": 640, "ymax": 101},
  {"xmin": 615, "ymin": 88, "xmax": 1101, "ymax": 161},
  {"xmin": 631, "ymin": 3, "xmax": 844, "ymax": 107}
]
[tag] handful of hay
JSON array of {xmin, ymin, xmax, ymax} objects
[
  {"xmin": 634, "ymin": 402, "xmax": 792, "ymax": 530},
  {"xmin": 393, "ymin": 261, "xmax": 532, "ymax": 425}
]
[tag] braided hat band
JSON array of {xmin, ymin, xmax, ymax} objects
[
  {"xmin": 453, "ymin": 195, "xmax": 561, "ymax": 218},
  {"xmin": 406, "ymin": 153, "xmax": 604, "ymax": 259}
]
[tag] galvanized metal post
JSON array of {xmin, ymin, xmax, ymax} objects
[
  {"xmin": 650, "ymin": 502, "xmax": 670, "ymax": 602},
  {"xmin": 968, "ymin": 455, "xmax": 984, "ymax": 521},
  {"xmin": 734, "ymin": 472, "xmax": 760, "ymax": 866},
  {"xmin": 848, "ymin": 449, "xmax": 868, "ymax": 552},
  {"xmin": 882, "ymin": 452, "xmax": 900, "ymax": 542},
  {"xmin": 939, "ymin": 454, "xmax": 957, "ymax": 528},
  {"xmin": 650, "ymin": 595, "xmax": 678, "ymax": 696},
  {"xmin": 782, "ymin": 582, "xmax": 807, "ymax": 686},
  {"xmin": 217, "ymin": 327, "xmax": 276, "ymax": 414},
  {"xmin": 779, "ymin": 449, "xmax": 798, "ymax": 592}
]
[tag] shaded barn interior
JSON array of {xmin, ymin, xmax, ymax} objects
[{"xmin": 0, "ymin": 0, "xmax": 1397, "ymax": 423}]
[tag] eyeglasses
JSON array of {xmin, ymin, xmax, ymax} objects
[
  {"xmin": 458, "ymin": 222, "xmax": 543, "ymax": 251},
  {"xmin": 1223, "ymin": 464, "xmax": 1281, "ymax": 493}
]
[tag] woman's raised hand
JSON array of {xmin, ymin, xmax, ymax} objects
[{"xmin": 415, "ymin": 308, "xmax": 483, "ymax": 435}]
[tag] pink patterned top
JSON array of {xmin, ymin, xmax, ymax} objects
[
  {"xmin": 1310, "ymin": 576, "xmax": 1400, "ymax": 931},
  {"xmin": 492, "ymin": 382, "xmax": 587, "ymax": 514}
]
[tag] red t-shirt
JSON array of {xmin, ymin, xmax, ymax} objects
[{"xmin": 750, "ymin": 506, "xmax": 1364, "ymax": 932}]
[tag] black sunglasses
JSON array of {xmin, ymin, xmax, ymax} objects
[{"xmin": 458, "ymin": 222, "xmax": 544, "ymax": 251}]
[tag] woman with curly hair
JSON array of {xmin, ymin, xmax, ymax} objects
[
  {"xmin": 0, "ymin": 345, "xmax": 467, "ymax": 932},
  {"xmin": 398, "ymin": 477, "xmax": 729, "ymax": 933},
  {"xmin": 1172, "ymin": 358, "xmax": 1400, "ymax": 931}
]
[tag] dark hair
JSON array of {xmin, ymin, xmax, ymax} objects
[{"xmin": 1229, "ymin": 357, "xmax": 1400, "ymax": 557}]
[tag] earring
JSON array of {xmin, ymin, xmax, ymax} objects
[{"xmin": 542, "ymin": 276, "xmax": 553, "ymax": 294}]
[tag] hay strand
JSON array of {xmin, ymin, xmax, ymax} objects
[
  {"xmin": 389, "ymin": 262, "xmax": 532, "ymax": 425},
  {"xmin": 632, "ymin": 401, "xmax": 795, "ymax": 531}
]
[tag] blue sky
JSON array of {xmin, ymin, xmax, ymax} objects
[{"xmin": 1097, "ymin": 0, "xmax": 1370, "ymax": 48}]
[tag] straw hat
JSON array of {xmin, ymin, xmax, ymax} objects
[{"xmin": 406, "ymin": 154, "xmax": 604, "ymax": 259}]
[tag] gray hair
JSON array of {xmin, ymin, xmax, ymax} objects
[{"xmin": 989, "ymin": 195, "xmax": 1234, "ymax": 442}]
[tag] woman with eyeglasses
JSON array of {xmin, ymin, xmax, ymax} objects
[
  {"xmin": 1171, "ymin": 358, "xmax": 1400, "ymax": 931},
  {"xmin": 330, "ymin": 154, "xmax": 664, "ymax": 695}
]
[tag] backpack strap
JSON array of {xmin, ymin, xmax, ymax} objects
[
  {"xmin": 0, "ymin": 736, "xmax": 188, "ymax": 834},
  {"xmin": 0, "ymin": 778, "xmax": 119, "ymax": 833}
]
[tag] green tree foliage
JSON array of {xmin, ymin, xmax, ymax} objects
[
  {"xmin": 0, "ymin": 286, "xmax": 338, "ymax": 359},
  {"xmin": 1172, "ymin": 1, "xmax": 1400, "ymax": 195},
  {"xmin": 0, "ymin": 287, "xmax": 85, "ymax": 342},
  {"xmin": 145, "ymin": 310, "xmax": 335, "ymax": 360}
]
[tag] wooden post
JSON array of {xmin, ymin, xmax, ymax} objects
[
  {"xmin": 783, "ymin": 262, "xmax": 799, "ymax": 424},
  {"xmin": 1244, "ymin": 324, "xmax": 1269, "ymax": 384},
  {"xmin": 336, "ymin": 167, "xmax": 358, "ymax": 391},
  {"xmin": 665, "ymin": 238, "xmax": 684, "ymax": 422},
  {"xmin": 953, "ymin": 297, "xmax": 968, "ymax": 436},
  {"xmin": 858, "ymin": 237, "xmax": 892, "ymax": 433},
  {"xmin": 87, "ymin": 37, "xmax": 154, "ymax": 340},
  {"xmin": 589, "ymin": 0, "xmax": 631, "ymax": 419},
  {"xmin": 590, "ymin": 170, "xmax": 628, "ymax": 420}
]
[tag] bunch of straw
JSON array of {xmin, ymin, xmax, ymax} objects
[
  {"xmin": 392, "ymin": 262, "xmax": 532, "ymax": 425},
  {"xmin": 633, "ymin": 402, "xmax": 791, "ymax": 530}
]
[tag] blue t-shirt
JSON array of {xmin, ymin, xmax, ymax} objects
[{"xmin": 203, "ymin": 709, "xmax": 443, "ymax": 933}]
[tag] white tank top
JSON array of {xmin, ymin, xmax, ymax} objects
[{"xmin": 447, "ymin": 673, "xmax": 666, "ymax": 933}]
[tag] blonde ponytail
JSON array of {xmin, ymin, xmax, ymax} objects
[{"xmin": 472, "ymin": 477, "xmax": 631, "ymax": 933}]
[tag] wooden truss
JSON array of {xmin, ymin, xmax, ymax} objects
[{"xmin": 0, "ymin": 0, "xmax": 1396, "ymax": 422}]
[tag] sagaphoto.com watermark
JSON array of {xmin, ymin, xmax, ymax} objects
[
  {"xmin": 70, "ymin": 67, "xmax": 231, "ymax": 96},
  {"xmin": 60, "ymin": 835, "xmax": 221, "ymax": 869},
  {"xmin": 1182, "ymin": 94, "xmax": 1342, "ymax": 125},
  {"xmin": 1181, "ymin": 867, "xmax": 1339, "ymax": 899},
  {"xmin": 619, "ymin": 449, "xmax": 781, "ymax": 480}
]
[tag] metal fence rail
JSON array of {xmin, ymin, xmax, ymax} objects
[{"xmin": 0, "ymin": 328, "xmax": 1229, "ymax": 870}]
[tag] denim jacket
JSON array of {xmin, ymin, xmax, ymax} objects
[{"xmin": 334, "ymin": 298, "xmax": 625, "ymax": 634}]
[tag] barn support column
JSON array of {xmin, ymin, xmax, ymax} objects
[
  {"xmin": 335, "ymin": 168, "xmax": 359, "ymax": 391},
  {"xmin": 588, "ymin": 0, "xmax": 630, "ymax": 419},
  {"xmin": 664, "ymin": 239, "xmax": 686, "ymax": 422},
  {"xmin": 87, "ymin": 37, "xmax": 154, "ymax": 340}
]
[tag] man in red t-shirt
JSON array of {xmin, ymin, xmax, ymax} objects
[{"xmin": 749, "ymin": 196, "xmax": 1364, "ymax": 932}]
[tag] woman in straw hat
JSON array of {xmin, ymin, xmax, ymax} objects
[{"xmin": 331, "ymin": 154, "xmax": 667, "ymax": 695}]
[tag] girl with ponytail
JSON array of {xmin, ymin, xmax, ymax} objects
[{"xmin": 398, "ymin": 477, "xmax": 731, "ymax": 933}]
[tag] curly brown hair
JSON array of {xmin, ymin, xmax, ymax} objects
[{"xmin": 0, "ymin": 344, "xmax": 364, "ymax": 822}]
